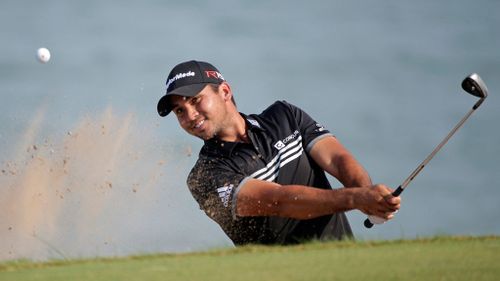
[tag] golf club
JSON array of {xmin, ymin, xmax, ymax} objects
[{"xmin": 364, "ymin": 73, "xmax": 488, "ymax": 228}]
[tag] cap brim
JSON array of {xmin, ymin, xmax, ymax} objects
[{"xmin": 157, "ymin": 83, "xmax": 208, "ymax": 117}]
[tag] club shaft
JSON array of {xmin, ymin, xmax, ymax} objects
[
  {"xmin": 398, "ymin": 102, "xmax": 480, "ymax": 191},
  {"xmin": 364, "ymin": 98, "xmax": 484, "ymax": 229}
]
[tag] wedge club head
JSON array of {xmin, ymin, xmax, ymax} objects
[{"xmin": 462, "ymin": 73, "xmax": 488, "ymax": 99}]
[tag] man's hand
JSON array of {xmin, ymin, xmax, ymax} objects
[{"xmin": 354, "ymin": 184, "xmax": 401, "ymax": 220}]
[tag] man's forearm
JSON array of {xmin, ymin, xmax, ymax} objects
[
  {"xmin": 236, "ymin": 179, "xmax": 400, "ymax": 220},
  {"xmin": 308, "ymin": 136, "xmax": 372, "ymax": 188},
  {"xmin": 236, "ymin": 180, "xmax": 359, "ymax": 220},
  {"xmin": 335, "ymin": 152, "xmax": 372, "ymax": 188}
]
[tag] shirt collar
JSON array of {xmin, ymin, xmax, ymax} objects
[{"xmin": 240, "ymin": 113, "xmax": 265, "ymax": 131}]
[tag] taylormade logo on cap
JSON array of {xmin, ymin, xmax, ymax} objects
[{"xmin": 166, "ymin": 71, "xmax": 196, "ymax": 91}]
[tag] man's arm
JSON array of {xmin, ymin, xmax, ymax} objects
[
  {"xmin": 309, "ymin": 136, "xmax": 372, "ymax": 188},
  {"xmin": 236, "ymin": 179, "xmax": 400, "ymax": 220}
]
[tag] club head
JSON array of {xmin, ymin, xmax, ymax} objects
[{"xmin": 462, "ymin": 73, "xmax": 488, "ymax": 99}]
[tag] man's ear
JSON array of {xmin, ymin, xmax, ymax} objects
[{"xmin": 220, "ymin": 82, "xmax": 232, "ymax": 101}]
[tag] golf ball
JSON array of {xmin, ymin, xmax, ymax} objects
[{"xmin": 36, "ymin": 47, "xmax": 51, "ymax": 63}]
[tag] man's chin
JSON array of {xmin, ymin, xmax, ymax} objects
[{"xmin": 192, "ymin": 131, "xmax": 213, "ymax": 141}]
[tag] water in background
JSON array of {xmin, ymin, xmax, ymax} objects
[{"xmin": 1, "ymin": 0, "xmax": 499, "ymax": 261}]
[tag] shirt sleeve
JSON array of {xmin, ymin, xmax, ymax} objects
[
  {"xmin": 281, "ymin": 101, "xmax": 333, "ymax": 152},
  {"xmin": 187, "ymin": 158, "xmax": 245, "ymax": 226}
]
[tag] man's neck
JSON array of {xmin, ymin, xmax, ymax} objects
[{"xmin": 216, "ymin": 112, "xmax": 249, "ymax": 143}]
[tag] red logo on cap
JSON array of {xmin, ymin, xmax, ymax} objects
[{"xmin": 205, "ymin": 71, "xmax": 224, "ymax": 80}]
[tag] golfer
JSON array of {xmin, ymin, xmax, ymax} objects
[{"xmin": 157, "ymin": 60, "xmax": 400, "ymax": 245}]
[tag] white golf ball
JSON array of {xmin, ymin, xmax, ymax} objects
[{"xmin": 36, "ymin": 47, "xmax": 51, "ymax": 63}]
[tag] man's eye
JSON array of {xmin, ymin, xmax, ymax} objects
[
  {"xmin": 175, "ymin": 108, "xmax": 183, "ymax": 115},
  {"xmin": 192, "ymin": 97, "xmax": 200, "ymax": 104}
]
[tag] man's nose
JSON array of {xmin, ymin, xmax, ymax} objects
[{"xmin": 185, "ymin": 105, "xmax": 199, "ymax": 121}]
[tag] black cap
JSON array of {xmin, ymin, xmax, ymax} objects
[{"xmin": 157, "ymin": 60, "xmax": 225, "ymax": 117}]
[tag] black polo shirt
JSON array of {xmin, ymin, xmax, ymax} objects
[{"xmin": 187, "ymin": 101, "xmax": 352, "ymax": 245}]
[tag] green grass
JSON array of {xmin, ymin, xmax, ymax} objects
[{"xmin": 1, "ymin": 236, "xmax": 499, "ymax": 281}]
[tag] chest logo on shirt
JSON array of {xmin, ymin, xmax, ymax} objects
[
  {"xmin": 274, "ymin": 130, "xmax": 300, "ymax": 150},
  {"xmin": 274, "ymin": 141, "xmax": 285, "ymax": 150}
]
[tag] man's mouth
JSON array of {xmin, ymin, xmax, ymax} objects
[{"xmin": 193, "ymin": 119, "xmax": 205, "ymax": 129}]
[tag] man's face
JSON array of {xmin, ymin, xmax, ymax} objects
[{"xmin": 170, "ymin": 84, "xmax": 229, "ymax": 140}]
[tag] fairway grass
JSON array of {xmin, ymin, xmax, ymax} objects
[{"xmin": 0, "ymin": 236, "xmax": 498, "ymax": 281}]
